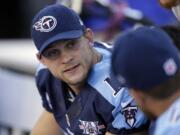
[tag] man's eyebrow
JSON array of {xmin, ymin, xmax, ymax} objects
[
  {"xmin": 64, "ymin": 39, "xmax": 74, "ymax": 45},
  {"xmin": 64, "ymin": 38, "xmax": 79, "ymax": 45},
  {"xmin": 46, "ymin": 38, "xmax": 79, "ymax": 50},
  {"xmin": 46, "ymin": 40, "xmax": 71, "ymax": 49}
]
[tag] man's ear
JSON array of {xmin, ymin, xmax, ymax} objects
[
  {"xmin": 84, "ymin": 28, "xmax": 94, "ymax": 45},
  {"xmin": 36, "ymin": 53, "xmax": 45, "ymax": 64},
  {"xmin": 130, "ymin": 89, "xmax": 147, "ymax": 107}
]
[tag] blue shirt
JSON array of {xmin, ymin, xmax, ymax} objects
[
  {"xmin": 153, "ymin": 98, "xmax": 180, "ymax": 135},
  {"xmin": 35, "ymin": 42, "xmax": 149, "ymax": 134}
]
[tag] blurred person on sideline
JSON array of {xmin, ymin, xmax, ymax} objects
[
  {"xmin": 80, "ymin": 0, "xmax": 129, "ymax": 42},
  {"xmin": 30, "ymin": 4, "xmax": 149, "ymax": 135},
  {"xmin": 111, "ymin": 26, "xmax": 180, "ymax": 135},
  {"xmin": 80, "ymin": 0, "xmax": 154, "ymax": 42}
]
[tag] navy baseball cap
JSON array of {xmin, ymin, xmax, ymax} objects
[
  {"xmin": 31, "ymin": 4, "xmax": 85, "ymax": 53},
  {"xmin": 112, "ymin": 26, "xmax": 180, "ymax": 91}
]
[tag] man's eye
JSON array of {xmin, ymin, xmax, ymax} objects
[{"xmin": 43, "ymin": 49, "xmax": 60, "ymax": 59}]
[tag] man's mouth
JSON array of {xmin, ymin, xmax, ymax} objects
[{"xmin": 63, "ymin": 64, "xmax": 80, "ymax": 73}]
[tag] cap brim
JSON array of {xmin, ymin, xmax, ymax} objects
[{"xmin": 39, "ymin": 30, "xmax": 83, "ymax": 53}]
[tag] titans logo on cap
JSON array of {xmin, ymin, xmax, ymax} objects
[{"xmin": 33, "ymin": 16, "xmax": 57, "ymax": 32}]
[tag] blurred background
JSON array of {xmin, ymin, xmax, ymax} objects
[{"xmin": 0, "ymin": 0, "xmax": 179, "ymax": 135}]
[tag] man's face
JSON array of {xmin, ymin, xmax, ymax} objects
[
  {"xmin": 130, "ymin": 89, "xmax": 156, "ymax": 120},
  {"xmin": 39, "ymin": 32, "xmax": 94, "ymax": 88},
  {"xmin": 159, "ymin": 0, "xmax": 178, "ymax": 8}
]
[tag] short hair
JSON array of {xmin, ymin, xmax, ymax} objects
[
  {"xmin": 141, "ymin": 72, "xmax": 180, "ymax": 100},
  {"xmin": 161, "ymin": 25, "xmax": 180, "ymax": 50}
]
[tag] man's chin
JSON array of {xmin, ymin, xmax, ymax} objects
[
  {"xmin": 65, "ymin": 77, "xmax": 84, "ymax": 87},
  {"xmin": 143, "ymin": 110, "xmax": 156, "ymax": 120},
  {"xmin": 159, "ymin": 0, "xmax": 178, "ymax": 8}
]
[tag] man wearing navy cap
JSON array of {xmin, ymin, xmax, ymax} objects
[
  {"xmin": 111, "ymin": 26, "xmax": 180, "ymax": 135},
  {"xmin": 30, "ymin": 4, "xmax": 149, "ymax": 135}
]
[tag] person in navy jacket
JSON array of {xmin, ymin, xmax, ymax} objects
[{"xmin": 30, "ymin": 4, "xmax": 149, "ymax": 135}]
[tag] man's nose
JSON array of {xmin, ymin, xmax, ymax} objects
[{"xmin": 61, "ymin": 51, "xmax": 73, "ymax": 64}]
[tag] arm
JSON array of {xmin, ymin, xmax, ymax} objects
[
  {"xmin": 105, "ymin": 132, "xmax": 116, "ymax": 135},
  {"xmin": 30, "ymin": 109, "xmax": 62, "ymax": 135},
  {"xmin": 105, "ymin": 130, "xmax": 148, "ymax": 135}
]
